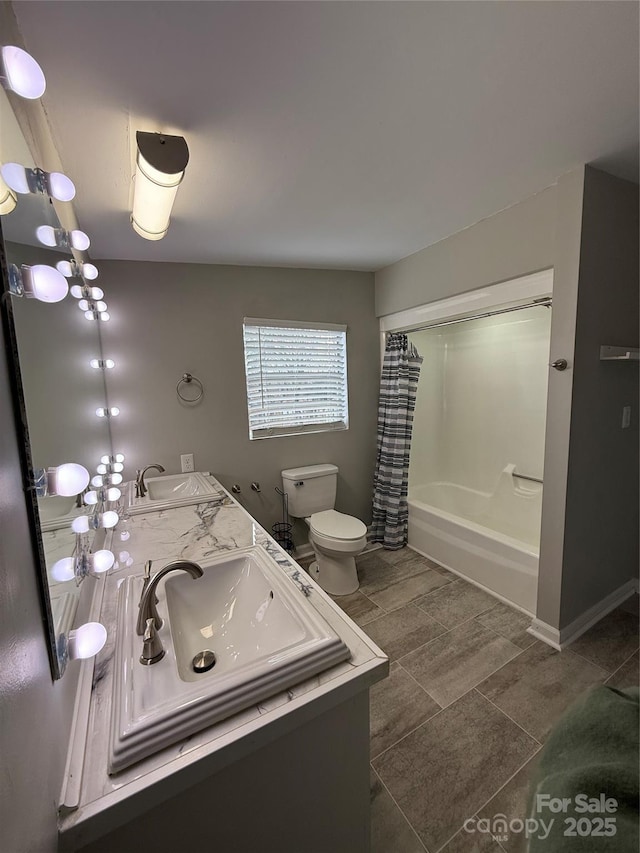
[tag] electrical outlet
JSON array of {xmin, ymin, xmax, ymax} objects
[
  {"xmin": 181, "ymin": 453, "xmax": 194, "ymax": 473},
  {"xmin": 622, "ymin": 406, "xmax": 631, "ymax": 429}
]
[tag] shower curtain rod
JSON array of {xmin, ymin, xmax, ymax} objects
[{"xmin": 396, "ymin": 297, "xmax": 552, "ymax": 334}]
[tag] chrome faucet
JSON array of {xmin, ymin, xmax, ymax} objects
[
  {"xmin": 137, "ymin": 559, "xmax": 204, "ymax": 640},
  {"xmin": 135, "ymin": 463, "xmax": 165, "ymax": 498}
]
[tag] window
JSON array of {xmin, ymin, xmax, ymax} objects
[{"xmin": 243, "ymin": 318, "xmax": 348, "ymax": 440}]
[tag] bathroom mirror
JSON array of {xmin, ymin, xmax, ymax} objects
[{"xmin": 0, "ymin": 89, "xmax": 112, "ymax": 677}]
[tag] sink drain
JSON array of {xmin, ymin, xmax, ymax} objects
[{"xmin": 192, "ymin": 650, "xmax": 216, "ymax": 674}]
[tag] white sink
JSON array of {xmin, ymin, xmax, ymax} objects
[
  {"xmin": 126, "ymin": 471, "xmax": 222, "ymax": 515},
  {"xmin": 37, "ymin": 495, "xmax": 84, "ymax": 532},
  {"xmin": 109, "ymin": 546, "xmax": 350, "ymax": 773}
]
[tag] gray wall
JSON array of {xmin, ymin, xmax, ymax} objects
[
  {"xmin": 0, "ymin": 265, "xmax": 73, "ymax": 851},
  {"xmin": 559, "ymin": 168, "xmax": 639, "ymax": 624},
  {"xmin": 100, "ymin": 261, "xmax": 378, "ymax": 543},
  {"xmin": 374, "ymin": 185, "xmax": 556, "ymax": 316}
]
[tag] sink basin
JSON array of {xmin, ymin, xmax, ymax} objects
[
  {"xmin": 110, "ymin": 546, "xmax": 350, "ymax": 773},
  {"xmin": 37, "ymin": 495, "xmax": 84, "ymax": 531},
  {"xmin": 126, "ymin": 471, "xmax": 222, "ymax": 515}
]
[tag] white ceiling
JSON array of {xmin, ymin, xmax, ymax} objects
[{"xmin": 13, "ymin": 1, "xmax": 639, "ymax": 271}]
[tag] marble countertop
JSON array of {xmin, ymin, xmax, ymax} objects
[{"xmin": 58, "ymin": 476, "xmax": 387, "ymax": 847}]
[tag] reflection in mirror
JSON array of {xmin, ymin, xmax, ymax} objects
[{"xmin": 0, "ymin": 87, "xmax": 114, "ymax": 676}]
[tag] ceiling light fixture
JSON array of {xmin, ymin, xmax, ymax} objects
[
  {"xmin": 131, "ymin": 131, "xmax": 189, "ymax": 241},
  {"xmin": 0, "ymin": 45, "xmax": 46, "ymax": 100}
]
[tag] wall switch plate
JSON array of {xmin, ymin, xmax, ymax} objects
[
  {"xmin": 181, "ymin": 453, "xmax": 194, "ymax": 472},
  {"xmin": 622, "ymin": 406, "xmax": 631, "ymax": 429}
]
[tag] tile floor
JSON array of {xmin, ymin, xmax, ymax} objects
[{"xmin": 300, "ymin": 546, "xmax": 639, "ymax": 853}]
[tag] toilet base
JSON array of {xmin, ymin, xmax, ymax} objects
[{"xmin": 309, "ymin": 553, "xmax": 359, "ymax": 596}]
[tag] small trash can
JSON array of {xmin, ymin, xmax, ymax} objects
[{"xmin": 271, "ymin": 521, "xmax": 294, "ymax": 554}]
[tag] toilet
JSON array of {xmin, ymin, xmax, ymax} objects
[{"xmin": 281, "ymin": 464, "xmax": 367, "ymax": 596}]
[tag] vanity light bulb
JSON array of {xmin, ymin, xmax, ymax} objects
[
  {"xmin": 100, "ymin": 511, "xmax": 119, "ymax": 529},
  {"xmin": 112, "ymin": 462, "xmax": 124, "ymax": 472},
  {"xmin": 71, "ymin": 515, "xmax": 90, "ymax": 534},
  {"xmin": 110, "ymin": 472, "xmax": 123, "ymax": 484},
  {"xmin": 22, "ymin": 264, "xmax": 68, "ymax": 303},
  {"xmin": 0, "ymin": 177, "xmax": 17, "ymax": 215},
  {"xmin": 90, "ymin": 287, "xmax": 104, "ymax": 300},
  {"xmin": 100, "ymin": 455, "xmax": 111, "ymax": 464},
  {"xmin": 49, "ymin": 463, "xmax": 90, "ymax": 496},
  {"xmin": 85, "ymin": 311, "xmax": 96, "ymax": 320},
  {"xmin": 96, "ymin": 408, "xmax": 106, "ymax": 418},
  {"xmin": 91, "ymin": 474, "xmax": 104, "ymax": 486},
  {"xmin": 35, "ymin": 225, "xmax": 57, "ymax": 247},
  {"xmin": 45, "ymin": 171, "xmax": 76, "ymax": 202},
  {"xmin": 70, "ymin": 229, "xmax": 90, "ymax": 251},
  {"xmin": 106, "ymin": 487, "xmax": 121, "ymax": 501},
  {"xmin": 99, "ymin": 311, "xmax": 110, "ymax": 322},
  {"xmin": 1, "ymin": 162, "xmax": 29, "ymax": 194},
  {"xmin": 110, "ymin": 407, "xmax": 120, "ymax": 417},
  {"xmin": 95, "ymin": 300, "xmax": 107, "ymax": 313},
  {"xmin": 104, "ymin": 359, "xmax": 115, "ymax": 369},
  {"xmin": 78, "ymin": 299, "xmax": 90, "ymax": 311},
  {"xmin": 83, "ymin": 263, "xmax": 99, "ymax": 280},
  {"xmin": 115, "ymin": 454, "xmax": 125, "ymax": 463},
  {"xmin": 68, "ymin": 622, "xmax": 107, "ymax": 660},
  {"xmin": 70, "ymin": 285, "xmax": 83, "ymax": 298},
  {"xmin": 96, "ymin": 464, "xmax": 107, "ymax": 475},
  {"xmin": 57, "ymin": 261, "xmax": 75, "ymax": 279},
  {"xmin": 1, "ymin": 46, "xmax": 46, "ymax": 99},
  {"xmin": 51, "ymin": 557, "xmax": 75, "ymax": 583},
  {"xmin": 90, "ymin": 359, "xmax": 100, "ymax": 369},
  {"xmin": 84, "ymin": 490, "xmax": 98, "ymax": 505},
  {"xmin": 90, "ymin": 550, "xmax": 115, "ymax": 573}
]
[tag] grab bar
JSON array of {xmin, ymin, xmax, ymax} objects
[{"xmin": 512, "ymin": 471, "xmax": 543, "ymax": 485}]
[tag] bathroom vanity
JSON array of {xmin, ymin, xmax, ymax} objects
[{"xmin": 57, "ymin": 476, "xmax": 388, "ymax": 853}]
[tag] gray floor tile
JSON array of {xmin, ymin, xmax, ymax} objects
[
  {"xmin": 475, "ymin": 602, "xmax": 536, "ymax": 650},
  {"xmin": 415, "ymin": 579, "xmax": 497, "ymax": 628},
  {"xmin": 477, "ymin": 643, "xmax": 608, "ymax": 742},
  {"xmin": 368, "ymin": 569, "xmax": 451, "ymax": 611},
  {"xmin": 330, "ymin": 590, "xmax": 382, "ymax": 627},
  {"xmin": 370, "ymin": 662, "xmax": 441, "ymax": 758},
  {"xmin": 370, "ymin": 768, "xmax": 426, "ymax": 853},
  {"xmin": 478, "ymin": 753, "xmax": 541, "ymax": 853},
  {"xmin": 376, "ymin": 546, "xmax": 419, "ymax": 566},
  {"xmin": 358, "ymin": 552, "xmax": 432, "ymax": 596},
  {"xmin": 401, "ymin": 619, "xmax": 522, "ymax": 707},
  {"xmin": 605, "ymin": 650, "xmax": 639, "ymax": 688},
  {"xmin": 569, "ymin": 607, "xmax": 639, "ymax": 673},
  {"xmin": 373, "ymin": 690, "xmax": 538, "ymax": 852},
  {"xmin": 440, "ymin": 825, "xmax": 505, "ymax": 852},
  {"xmin": 364, "ymin": 604, "xmax": 446, "ymax": 661}
]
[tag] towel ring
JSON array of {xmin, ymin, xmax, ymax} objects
[{"xmin": 176, "ymin": 373, "xmax": 204, "ymax": 403}]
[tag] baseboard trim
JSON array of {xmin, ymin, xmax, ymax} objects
[{"xmin": 528, "ymin": 577, "xmax": 640, "ymax": 650}]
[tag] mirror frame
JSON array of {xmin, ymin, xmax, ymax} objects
[{"xmin": 0, "ymin": 218, "xmax": 61, "ymax": 678}]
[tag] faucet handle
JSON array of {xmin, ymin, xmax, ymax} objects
[{"xmin": 140, "ymin": 618, "xmax": 165, "ymax": 665}]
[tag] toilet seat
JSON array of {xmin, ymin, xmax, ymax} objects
[{"xmin": 309, "ymin": 510, "xmax": 367, "ymax": 541}]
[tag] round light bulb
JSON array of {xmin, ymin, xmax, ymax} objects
[
  {"xmin": 106, "ymin": 487, "xmax": 121, "ymax": 501},
  {"xmin": 100, "ymin": 511, "xmax": 119, "ymax": 529},
  {"xmin": 85, "ymin": 310, "xmax": 96, "ymax": 320},
  {"xmin": 110, "ymin": 407, "xmax": 120, "ymax": 417},
  {"xmin": 24, "ymin": 265, "xmax": 68, "ymax": 303},
  {"xmin": 68, "ymin": 622, "xmax": 107, "ymax": 660},
  {"xmin": 84, "ymin": 491, "xmax": 98, "ymax": 505},
  {"xmin": 100, "ymin": 455, "xmax": 111, "ymax": 464},
  {"xmin": 78, "ymin": 299, "xmax": 90, "ymax": 311},
  {"xmin": 96, "ymin": 464, "xmax": 107, "ymax": 475},
  {"xmin": 110, "ymin": 472, "xmax": 123, "ymax": 484},
  {"xmin": 90, "ymin": 359, "xmax": 100, "ymax": 369},
  {"xmin": 57, "ymin": 260, "xmax": 75, "ymax": 278},
  {"xmin": 71, "ymin": 515, "xmax": 90, "ymax": 534},
  {"xmin": 95, "ymin": 300, "xmax": 107, "ymax": 313},
  {"xmin": 50, "ymin": 463, "xmax": 90, "ymax": 496},
  {"xmin": 70, "ymin": 229, "xmax": 90, "ymax": 250},
  {"xmin": 96, "ymin": 408, "xmax": 106, "ymax": 418},
  {"xmin": 112, "ymin": 462, "xmax": 124, "ymax": 473},
  {"xmin": 51, "ymin": 557, "xmax": 75, "ymax": 583},
  {"xmin": 1, "ymin": 163, "xmax": 29, "ymax": 194},
  {"xmin": 115, "ymin": 454, "xmax": 125, "ymax": 463},
  {"xmin": 1, "ymin": 46, "xmax": 46, "ymax": 99},
  {"xmin": 90, "ymin": 286, "xmax": 104, "ymax": 300},
  {"xmin": 71, "ymin": 286, "xmax": 84, "ymax": 300},
  {"xmin": 36, "ymin": 225, "xmax": 57, "ymax": 247},
  {"xmin": 99, "ymin": 311, "xmax": 110, "ymax": 322},
  {"xmin": 46, "ymin": 171, "xmax": 76, "ymax": 202},
  {"xmin": 104, "ymin": 359, "xmax": 115, "ymax": 369},
  {"xmin": 91, "ymin": 474, "xmax": 104, "ymax": 487},
  {"xmin": 91, "ymin": 550, "xmax": 115, "ymax": 573},
  {"xmin": 82, "ymin": 263, "xmax": 99, "ymax": 280}
]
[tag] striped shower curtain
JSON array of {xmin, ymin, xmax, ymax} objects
[{"xmin": 370, "ymin": 333, "xmax": 423, "ymax": 549}]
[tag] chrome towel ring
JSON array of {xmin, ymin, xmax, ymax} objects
[{"xmin": 176, "ymin": 373, "xmax": 204, "ymax": 403}]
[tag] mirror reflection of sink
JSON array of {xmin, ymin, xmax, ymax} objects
[
  {"xmin": 110, "ymin": 546, "xmax": 350, "ymax": 773},
  {"xmin": 126, "ymin": 471, "xmax": 222, "ymax": 515},
  {"xmin": 37, "ymin": 495, "xmax": 83, "ymax": 531}
]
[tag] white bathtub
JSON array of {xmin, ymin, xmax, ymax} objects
[{"xmin": 407, "ymin": 472, "xmax": 540, "ymax": 613}]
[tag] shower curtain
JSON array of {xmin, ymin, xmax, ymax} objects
[{"xmin": 370, "ymin": 333, "xmax": 423, "ymax": 549}]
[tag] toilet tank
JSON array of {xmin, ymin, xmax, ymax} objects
[{"xmin": 281, "ymin": 464, "xmax": 338, "ymax": 518}]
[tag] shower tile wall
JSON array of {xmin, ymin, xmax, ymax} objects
[{"xmin": 409, "ymin": 307, "xmax": 552, "ymax": 494}]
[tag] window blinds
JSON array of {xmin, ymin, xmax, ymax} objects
[{"xmin": 243, "ymin": 320, "xmax": 348, "ymax": 439}]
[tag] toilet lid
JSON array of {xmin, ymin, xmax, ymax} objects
[{"xmin": 310, "ymin": 510, "xmax": 367, "ymax": 540}]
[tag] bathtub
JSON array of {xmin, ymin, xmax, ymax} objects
[{"xmin": 407, "ymin": 470, "xmax": 540, "ymax": 613}]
